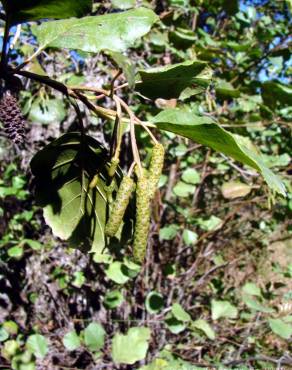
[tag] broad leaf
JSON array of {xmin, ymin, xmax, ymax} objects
[
  {"xmin": 84, "ymin": 322, "xmax": 105, "ymax": 352},
  {"xmin": 30, "ymin": 132, "xmax": 118, "ymax": 257},
  {"xmin": 221, "ymin": 181, "xmax": 252, "ymax": 199},
  {"xmin": 32, "ymin": 8, "xmax": 158, "ymax": 54},
  {"xmin": 268, "ymin": 318, "xmax": 292, "ymax": 340},
  {"xmin": 63, "ymin": 331, "xmax": 81, "ymax": 351},
  {"xmin": 137, "ymin": 60, "xmax": 212, "ymax": 100},
  {"xmin": 172, "ymin": 303, "xmax": 191, "ymax": 322},
  {"xmin": 151, "ymin": 109, "xmax": 286, "ymax": 196},
  {"xmin": 28, "ymin": 98, "xmax": 66, "ymax": 125},
  {"xmin": 191, "ymin": 319, "xmax": 216, "ymax": 340},
  {"xmin": 1, "ymin": 0, "xmax": 92, "ymax": 25},
  {"xmin": 112, "ymin": 327, "xmax": 151, "ymax": 364},
  {"xmin": 26, "ymin": 334, "xmax": 48, "ymax": 359},
  {"xmin": 261, "ymin": 81, "xmax": 292, "ymax": 109},
  {"xmin": 211, "ymin": 300, "xmax": 238, "ymax": 320}
]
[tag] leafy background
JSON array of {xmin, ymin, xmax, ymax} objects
[{"xmin": 0, "ymin": 0, "xmax": 291, "ymax": 369}]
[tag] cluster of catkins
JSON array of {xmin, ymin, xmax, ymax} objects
[
  {"xmin": 0, "ymin": 78, "xmax": 26, "ymax": 145},
  {"xmin": 105, "ymin": 143, "xmax": 165, "ymax": 263}
]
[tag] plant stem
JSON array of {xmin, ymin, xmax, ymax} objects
[{"xmin": 0, "ymin": 18, "xmax": 11, "ymax": 72}]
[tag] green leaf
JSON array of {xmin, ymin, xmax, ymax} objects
[
  {"xmin": 191, "ymin": 319, "xmax": 216, "ymax": 340},
  {"xmin": 159, "ymin": 225, "xmax": 179, "ymax": 241},
  {"xmin": 2, "ymin": 0, "xmax": 92, "ymax": 25},
  {"xmin": 112, "ymin": 0, "xmax": 136, "ymax": 10},
  {"xmin": 30, "ymin": 133, "xmax": 116, "ymax": 257},
  {"xmin": 32, "ymin": 8, "xmax": 158, "ymax": 54},
  {"xmin": 164, "ymin": 316, "xmax": 186, "ymax": 334},
  {"xmin": 182, "ymin": 168, "xmax": 201, "ymax": 185},
  {"xmin": 62, "ymin": 331, "xmax": 81, "ymax": 351},
  {"xmin": 261, "ymin": 81, "xmax": 292, "ymax": 109},
  {"xmin": 26, "ymin": 334, "xmax": 48, "ymax": 359},
  {"xmin": 242, "ymin": 282, "xmax": 261, "ymax": 297},
  {"xmin": 104, "ymin": 290, "xmax": 124, "ymax": 309},
  {"xmin": 28, "ymin": 98, "xmax": 66, "ymax": 125},
  {"xmin": 84, "ymin": 322, "xmax": 105, "ymax": 352},
  {"xmin": 211, "ymin": 300, "xmax": 238, "ymax": 320},
  {"xmin": 197, "ymin": 216, "xmax": 222, "ymax": 231},
  {"xmin": 106, "ymin": 51, "xmax": 136, "ymax": 89},
  {"xmin": 216, "ymin": 80, "xmax": 240, "ymax": 99},
  {"xmin": 151, "ymin": 109, "xmax": 286, "ymax": 196},
  {"xmin": 221, "ymin": 181, "xmax": 252, "ymax": 199},
  {"xmin": 242, "ymin": 295, "xmax": 274, "ymax": 313},
  {"xmin": 7, "ymin": 246, "xmax": 24, "ymax": 258},
  {"xmin": 173, "ymin": 181, "xmax": 195, "ymax": 197},
  {"xmin": 3, "ymin": 321, "xmax": 18, "ymax": 336},
  {"xmin": 112, "ymin": 327, "xmax": 151, "ymax": 365},
  {"xmin": 172, "ymin": 303, "xmax": 191, "ymax": 322},
  {"xmin": 137, "ymin": 60, "xmax": 212, "ymax": 100},
  {"xmin": 268, "ymin": 318, "xmax": 292, "ymax": 339},
  {"xmin": 145, "ymin": 292, "xmax": 164, "ymax": 314},
  {"xmin": 105, "ymin": 262, "xmax": 129, "ymax": 285},
  {"xmin": 0, "ymin": 328, "xmax": 9, "ymax": 342},
  {"xmin": 182, "ymin": 229, "xmax": 198, "ymax": 246}
]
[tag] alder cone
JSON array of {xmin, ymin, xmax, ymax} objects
[{"xmin": 0, "ymin": 89, "xmax": 26, "ymax": 145}]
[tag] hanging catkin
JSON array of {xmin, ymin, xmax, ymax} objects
[
  {"xmin": 133, "ymin": 176, "xmax": 151, "ymax": 263},
  {"xmin": 148, "ymin": 143, "xmax": 165, "ymax": 199},
  {"xmin": 105, "ymin": 175, "xmax": 135, "ymax": 237},
  {"xmin": 0, "ymin": 89, "xmax": 26, "ymax": 145}
]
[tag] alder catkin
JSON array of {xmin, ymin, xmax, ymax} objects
[
  {"xmin": 133, "ymin": 176, "xmax": 151, "ymax": 263},
  {"xmin": 148, "ymin": 143, "xmax": 165, "ymax": 199},
  {"xmin": 0, "ymin": 89, "xmax": 26, "ymax": 145},
  {"xmin": 105, "ymin": 175, "xmax": 135, "ymax": 237}
]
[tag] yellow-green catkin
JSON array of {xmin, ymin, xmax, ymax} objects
[
  {"xmin": 108, "ymin": 158, "xmax": 119, "ymax": 177},
  {"xmin": 148, "ymin": 143, "xmax": 165, "ymax": 199},
  {"xmin": 133, "ymin": 176, "xmax": 151, "ymax": 263},
  {"xmin": 105, "ymin": 176, "xmax": 135, "ymax": 237}
]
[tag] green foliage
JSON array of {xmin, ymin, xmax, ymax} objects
[
  {"xmin": 32, "ymin": 8, "xmax": 158, "ymax": 54},
  {"xmin": 62, "ymin": 331, "xmax": 81, "ymax": 351},
  {"xmin": 0, "ymin": 0, "xmax": 291, "ymax": 368},
  {"xmin": 112, "ymin": 327, "xmax": 151, "ymax": 365},
  {"xmin": 137, "ymin": 60, "xmax": 211, "ymax": 100},
  {"xmin": 83, "ymin": 322, "xmax": 105, "ymax": 352},
  {"xmin": 30, "ymin": 133, "xmax": 119, "ymax": 257},
  {"xmin": 1, "ymin": 0, "xmax": 92, "ymax": 25},
  {"xmin": 211, "ymin": 300, "xmax": 238, "ymax": 320},
  {"xmin": 151, "ymin": 109, "xmax": 285, "ymax": 196},
  {"xmin": 26, "ymin": 335, "xmax": 48, "ymax": 359}
]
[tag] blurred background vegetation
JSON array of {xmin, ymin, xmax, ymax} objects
[{"xmin": 0, "ymin": 0, "xmax": 291, "ymax": 369}]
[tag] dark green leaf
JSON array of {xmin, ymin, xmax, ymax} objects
[
  {"xmin": 137, "ymin": 60, "xmax": 212, "ymax": 100},
  {"xmin": 30, "ymin": 133, "xmax": 117, "ymax": 257},
  {"xmin": 2, "ymin": 0, "xmax": 92, "ymax": 25}
]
